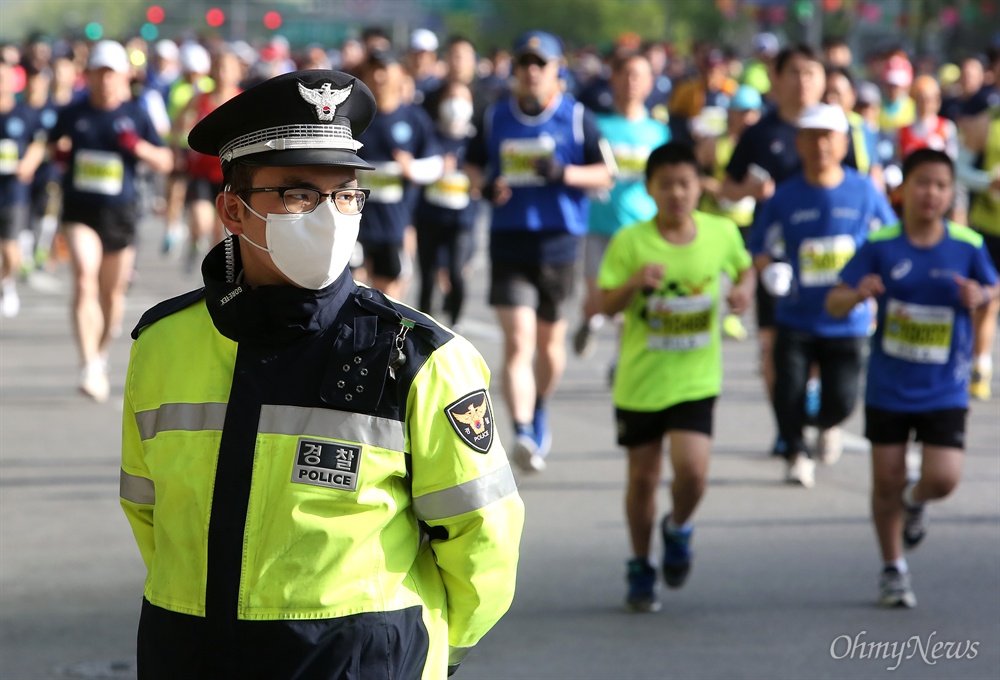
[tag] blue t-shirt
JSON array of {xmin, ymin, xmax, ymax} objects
[
  {"xmin": 414, "ymin": 133, "xmax": 478, "ymax": 231},
  {"xmin": 467, "ymin": 93, "xmax": 605, "ymax": 265},
  {"xmin": 357, "ymin": 104, "xmax": 440, "ymax": 245},
  {"xmin": 0, "ymin": 102, "xmax": 44, "ymax": 207},
  {"xmin": 749, "ymin": 169, "xmax": 897, "ymax": 336},
  {"xmin": 587, "ymin": 111, "xmax": 669, "ymax": 237},
  {"xmin": 51, "ymin": 99, "xmax": 162, "ymax": 208},
  {"xmin": 839, "ymin": 222, "xmax": 999, "ymax": 412}
]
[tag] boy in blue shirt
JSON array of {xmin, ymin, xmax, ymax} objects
[
  {"xmin": 749, "ymin": 103, "xmax": 896, "ymax": 488},
  {"xmin": 828, "ymin": 148, "xmax": 999, "ymax": 608}
]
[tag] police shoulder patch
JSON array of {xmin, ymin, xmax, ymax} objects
[{"xmin": 445, "ymin": 390, "xmax": 494, "ymax": 453}]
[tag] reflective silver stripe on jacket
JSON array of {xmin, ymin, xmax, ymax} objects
[
  {"xmin": 135, "ymin": 402, "xmax": 229, "ymax": 441},
  {"xmin": 120, "ymin": 469, "xmax": 155, "ymax": 505},
  {"xmin": 258, "ymin": 404, "xmax": 405, "ymax": 452},
  {"xmin": 413, "ymin": 464, "xmax": 517, "ymax": 521}
]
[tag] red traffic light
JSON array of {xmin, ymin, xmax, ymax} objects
[
  {"xmin": 146, "ymin": 5, "xmax": 165, "ymax": 24},
  {"xmin": 263, "ymin": 10, "xmax": 283, "ymax": 30},
  {"xmin": 206, "ymin": 8, "xmax": 226, "ymax": 28}
]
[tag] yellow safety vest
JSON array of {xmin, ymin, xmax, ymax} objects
[{"xmin": 969, "ymin": 117, "xmax": 1000, "ymax": 237}]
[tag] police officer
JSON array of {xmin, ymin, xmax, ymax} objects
[{"xmin": 119, "ymin": 69, "xmax": 524, "ymax": 679}]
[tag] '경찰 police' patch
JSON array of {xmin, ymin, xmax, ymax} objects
[
  {"xmin": 291, "ymin": 438, "xmax": 362, "ymax": 491},
  {"xmin": 445, "ymin": 390, "xmax": 494, "ymax": 453}
]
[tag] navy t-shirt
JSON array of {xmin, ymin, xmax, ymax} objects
[
  {"xmin": 357, "ymin": 104, "xmax": 440, "ymax": 245},
  {"xmin": 726, "ymin": 109, "xmax": 859, "ymax": 191},
  {"xmin": 839, "ymin": 222, "xmax": 999, "ymax": 412},
  {"xmin": 0, "ymin": 102, "xmax": 44, "ymax": 207},
  {"xmin": 51, "ymin": 98, "xmax": 162, "ymax": 207}
]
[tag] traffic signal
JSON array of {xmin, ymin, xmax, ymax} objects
[
  {"xmin": 146, "ymin": 6, "xmax": 165, "ymax": 24},
  {"xmin": 263, "ymin": 11, "xmax": 283, "ymax": 30},
  {"xmin": 206, "ymin": 8, "xmax": 226, "ymax": 28}
]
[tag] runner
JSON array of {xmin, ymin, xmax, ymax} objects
[
  {"xmin": 598, "ymin": 142, "xmax": 753, "ymax": 611},
  {"xmin": 827, "ymin": 148, "xmax": 999, "ymax": 607}
]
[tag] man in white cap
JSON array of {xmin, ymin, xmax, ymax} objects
[
  {"xmin": 747, "ymin": 103, "xmax": 896, "ymax": 488},
  {"xmin": 48, "ymin": 40, "xmax": 173, "ymax": 401},
  {"xmin": 408, "ymin": 28, "xmax": 442, "ymax": 105}
]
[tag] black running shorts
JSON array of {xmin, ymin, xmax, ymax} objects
[
  {"xmin": 865, "ymin": 406, "xmax": 968, "ymax": 449},
  {"xmin": 616, "ymin": 397, "xmax": 717, "ymax": 447}
]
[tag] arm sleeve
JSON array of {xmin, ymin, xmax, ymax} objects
[
  {"xmin": 838, "ymin": 239, "xmax": 877, "ymax": 288},
  {"xmin": 580, "ymin": 107, "xmax": 605, "ymax": 165},
  {"xmin": 120, "ymin": 340, "xmax": 156, "ymax": 572},
  {"xmin": 407, "ymin": 336, "xmax": 524, "ymax": 652},
  {"xmin": 724, "ymin": 128, "xmax": 752, "ymax": 181},
  {"xmin": 746, "ymin": 198, "xmax": 773, "ymax": 255}
]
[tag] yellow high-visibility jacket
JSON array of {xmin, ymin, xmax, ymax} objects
[{"xmin": 120, "ymin": 242, "xmax": 523, "ymax": 679}]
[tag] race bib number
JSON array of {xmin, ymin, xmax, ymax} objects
[
  {"xmin": 0, "ymin": 139, "xmax": 19, "ymax": 175},
  {"xmin": 798, "ymin": 235, "xmax": 855, "ymax": 287},
  {"xmin": 499, "ymin": 136, "xmax": 555, "ymax": 186},
  {"xmin": 646, "ymin": 294, "xmax": 713, "ymax": 351},
  {"xmin": 358, "ymin": 161, "xmax": 404, "ymax": 203},
  {"xmin": 424, "ymin": 170, "xmax": 471, "ymax": 210},
  {"xmin": 73, "ymin": 150, "xmax": 124, "ymax": 196},
  {"xmin": 882, "ymin": 298, "xmax": 953, "ymax": 365},
  {"xmin": 611, "ymin": 143, "xmax": 650, "ymax": 183}
]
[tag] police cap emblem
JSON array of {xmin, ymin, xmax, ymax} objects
[{"xmin": 445, "ymin": 390, "xmax": 494, "ymax": 453}]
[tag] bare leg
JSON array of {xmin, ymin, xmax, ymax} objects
[
  {"xmin": 625, "ymin": 439, "xmax": 663, "ymax": 559},
  {"xmin": 495, "ymin": 305, "xmax": 537, "ymax": 424},
  {"xmin": 668, "ymin": 430, "xmax": 712, "ymax": 525},
  {"xmin": 97, "ymin": 245, "xmax": 136, "ymax": 356},
  {"xmin": 64, "ymin": 223, "xmax": 105, "ymax": 366},
  {"xmin": 871, "ymin": 443, "xmax": 908, "ymax": 564},
  {"xmin": 535, "ymin": 317, "xmax": 567, "ymax": 401},
  {"xmin": 909, "ymin": 445, "xmax": 963, "ymax": 504}
]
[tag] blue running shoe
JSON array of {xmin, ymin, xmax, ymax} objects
[
  {"xmin": 805, "ymin": 378, "xmax": 821, "ymax": 419},
  {"xmin": 625, "ymin": 558, "xmax": 661, "ymax": 612},
  {"xmin": 660, "ymin": 515, "xmax": 693, "ymax": 589},
  {"xmin": 532, "ymin": 406, "xmax": 552, "ymax": 458}
]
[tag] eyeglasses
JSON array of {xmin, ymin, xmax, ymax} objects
[
  {"xmin": 516, "ymin": 54, "xmax": 549, "ymax": 69},
  {"xmin": 240, "ymin": 187, "xmax": 370, "ymax": 215}
]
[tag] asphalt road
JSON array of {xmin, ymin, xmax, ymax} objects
[{"xmin": 1, "ymin": 218, "xmax": 998, "ymax": 680}]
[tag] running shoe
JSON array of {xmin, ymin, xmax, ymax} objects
[
  {"xmin": 1, "ymin": 285, "xmax": 20, "ymax": 318},
  {"xmin": 902, "ymin": 496, "xmax": 927, "ymax": 549},
  {"xmin": 79, "ymin": 360, "xmax": 110, "ymax": 403},
  {"xmin": 879, "ymin": 566, "xmax": 917, "ymax": 608},
  {"xmin": 970, "ymin": 368, "xmax": 992, "ymax": 401},
  {"xmin": 816, "ymin": 426, "xmax": 842, "ymax": 465},
  {"xmin": 625, "ymin": 558, "xmax": 661, "ymax": 612},
  {"xmin": 660, "ymin": 515, "xmax": 693, "ymax": 589},
  {"xmin": 512, "ymin": 432, "xmax": 545, "ymax": 473},
  {"xmin": 785, "ymin": 453, "xmax": 816, "ymax": 489},
  {"xmin": 722, "ymin": 314, "xmax": 748, "ymax": 340},
  {"xmin": 572, "ymin": 322, "xmax": 597, "ymax": 358}
]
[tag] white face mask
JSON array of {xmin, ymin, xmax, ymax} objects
[
  {"xmin": 438, "ymin": 96, "xmax": 474, "ymax": 137},
  {"xmin": 237, "ymin": 197, "xmax": 360, "ymax": 289}
]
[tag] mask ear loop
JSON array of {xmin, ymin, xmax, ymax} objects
[{"xmin": 222, "ymin": 184, "xmax": 237, "ymax": 284}]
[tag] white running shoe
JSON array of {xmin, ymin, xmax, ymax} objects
[
  {"xmin": 879, "ymin": 566, "xmax": 917, "ymax": 608},
  {"xmin": 817, "ymin": 426, "xmax": 843, "ymax": 465},
  {"xmin": 785, "ymin": 454, "xmax": 816, "ymax": 489},
  {"xmin": 1, "ymin": 285, "xmax": 20, "ymax": 318},
  {"xmin": 512, "ymin": 433, "xmax": 546, "ymax": 472},
  {"xmin": 79, "ymin": 360, "xmax": 110, "ymax": 403}
]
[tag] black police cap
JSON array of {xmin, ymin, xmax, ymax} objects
[{"xmin": 188, "ymin": 70, "xmax": 377, "ymax": 171}]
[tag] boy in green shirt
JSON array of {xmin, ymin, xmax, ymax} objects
[{"xmin": 598, "ymin": 143, "xmax": 755, "ymax": 612}]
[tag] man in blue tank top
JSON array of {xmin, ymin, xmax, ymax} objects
[{"xmin": 466, "ymin": 31, "xmax": 613, "ymax": 472}]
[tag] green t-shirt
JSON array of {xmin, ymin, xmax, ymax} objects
[{"xmin": 597, "ymin": 211, "xmax": 752, "ymax": 412}]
